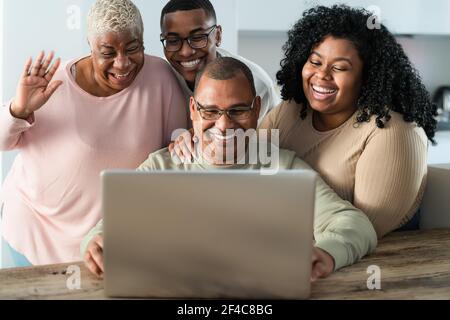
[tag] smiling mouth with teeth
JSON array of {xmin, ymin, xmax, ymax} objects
[
  {"xmin": 205, "ymin": 129, "xmax": 239, "ymax": 142},
  {"xmin": 213, "ymin": 133, "xmax": 236, "ymax": 141},
  {"xmin": 180, "ymin": 59, "xmax": 201, "ymax": 69},
  {"xmin": 312, "ymin": 84, "xmax": 338, "ymax": 95},
  {"xmin": 112, "ymin": 71, "xmax": 131, "ymax": 79}
]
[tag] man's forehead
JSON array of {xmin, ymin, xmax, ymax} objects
[
  {"xmin": 195, "ymin": 76, "xmax": 254, "ymax": 107},
  {"xmin": 162, "ymin": 9, "xmax": 214, "ymax": 34}
]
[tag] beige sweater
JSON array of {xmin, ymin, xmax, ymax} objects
[
  {"xmin": 81, "ymin": 148, "xmax": 377, "ymax": 271},
  {"xmin": 259, "ymin": 101, "xmax": 428, "ymax": 238}
]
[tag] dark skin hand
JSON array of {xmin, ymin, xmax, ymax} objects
[
  {"xmin": 84, "ymin": 235, "xmax": 334, "ymax": 280},
  {"xmin": 84, "ymin": 234, "xmax": 104, "ymax": 278},
  {"xmin": 10, "ymin": 51, "xmax": 63, "ymax": 120}
]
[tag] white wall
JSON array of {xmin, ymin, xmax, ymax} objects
[
  {"xmin": 237, "ymin": 0, "xmax": 450, "ymax": 35},
  {"xmin": 1, "ymin": 0, "xmax": 90, "ymax": 181},
  {"xmin": 239, "ymin": 31, "xmax": 287, "ymax": 83},
  {"xmin": 0, "ymin": 0, "xmax": 3, "ymax": 267},
  {"xmin": 397, "ymin": 36, "xmax": 450, "ymax": 96},
  {"xmin": 429, "ymin": 132, "xmax": 450, "ymax": 165}
]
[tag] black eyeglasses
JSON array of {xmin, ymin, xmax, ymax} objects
[
  {"xmin": 160, "ymin": 25, "xmax": 217, "ymax": 52},
  {"xmin": 194, "ymin": 98, "xmax": 256, "ymax": 121}
]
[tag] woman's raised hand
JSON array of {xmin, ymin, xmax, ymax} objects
[{"xmin": 10, "ymin": 51, "xmax": 63, "ymax": 120}]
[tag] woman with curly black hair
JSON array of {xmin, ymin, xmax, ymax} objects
[{"xmin": 260, "ymin": 5, "xmax": 437, "ymax": 238}]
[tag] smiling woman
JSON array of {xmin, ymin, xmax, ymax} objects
[
  {"xmin": 74, "ymin": 0, "xmax": 146, "ymax": 97},
  {"xmin": 301, "ymin": 36, "xmax": 364, "ymax": 131},
  {"xmin": 259, "ymin": 5, "xmax": 437, "ymax": 239},
  {"xmin": 0, "ymin": 0, "xmax": 188, "ymax": 267}
]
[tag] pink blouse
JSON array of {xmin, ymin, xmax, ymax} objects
[{"xmin": 0, "ymin": 55, "xmax": 188, "ymax": 265}]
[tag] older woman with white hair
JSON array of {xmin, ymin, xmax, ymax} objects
[{"xmin": 0, "ymin": 0, "xmax": 187, "ymax": 267}]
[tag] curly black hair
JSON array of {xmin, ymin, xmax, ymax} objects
[{"xmin": 277, "ymin": 5, "xmax": 437, "ymax": 143}]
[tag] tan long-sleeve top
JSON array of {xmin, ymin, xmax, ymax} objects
[{"xmin": 259, "ymin": 100, "xmax": 429, "ymax": 238}]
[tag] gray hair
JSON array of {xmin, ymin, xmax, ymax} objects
[
  {"xmin": 87, "ymin": 0, "xmax": 144, "ymax": 43},
  {"xmin": 195, "ymin": 57, "xmax": 256, "ymax": 97}
]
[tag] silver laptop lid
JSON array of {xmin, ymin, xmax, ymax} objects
[{"xmin": 103, "ymin": 170, "xmax": 316, "ymax": 299}]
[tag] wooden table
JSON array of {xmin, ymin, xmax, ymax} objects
[{"xmin": 1, "ymin": 230, "xmax": 449, "ymax": 300}]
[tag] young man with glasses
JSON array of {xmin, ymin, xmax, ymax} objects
[
  {"xmin": 159, "ymin": 0, "xmax": 280, "ymax": 123},
  {"xmin": 81, "ymin": 57, "xmax": 377, "ymax": 283}
]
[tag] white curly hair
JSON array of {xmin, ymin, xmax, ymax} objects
[{"xmin": 87, "ymin": 0, "xmax": 144, "ymax": 43}]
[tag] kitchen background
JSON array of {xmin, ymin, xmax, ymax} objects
[{"xmin": 1, "ymin": 0, "xmax": 450, "ymax": 182}]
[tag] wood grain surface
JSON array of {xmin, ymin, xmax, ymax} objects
[{"xmin": 1, "ymin": 229, "xmax": 449, "ymax": 300}]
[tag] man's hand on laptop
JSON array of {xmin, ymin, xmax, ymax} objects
[
  {"xmin": 84, "ymin": 234, "xmax": 104, "ymax": 278},
  {"xmin": 311, "ymin": 247, "xmax": 335, "ymax": 282}
]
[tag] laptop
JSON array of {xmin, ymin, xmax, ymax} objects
[{"xmin": 102, "ymin": 170, "xmax": 316, "ymax": 299}]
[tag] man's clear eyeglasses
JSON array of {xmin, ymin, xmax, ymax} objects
[
  {"xmin": 160, "ymin": 25, "xmax": 217, "ymax": 52},
  {"xmin": 194, "ymin": 98, "xmax": 256, "ymax": 121}
]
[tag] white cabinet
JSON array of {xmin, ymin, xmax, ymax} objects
[{"xmin": 237, "ymin": 0, "xmax": 450, "ymax": 35}]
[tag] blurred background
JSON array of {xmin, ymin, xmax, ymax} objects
[{"xmin": 1, "ymin": 0, "xmax": 450, "ymax": 182}]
